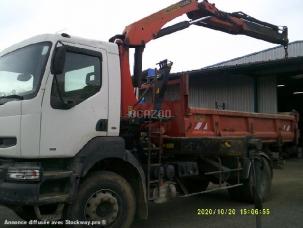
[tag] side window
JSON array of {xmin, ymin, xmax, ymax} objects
[{"xmin": 51, "ymin": 49, "xmax": 102, "ymax": 109}]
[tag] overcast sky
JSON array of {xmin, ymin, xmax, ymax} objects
[{"xmin": 0, "ymin": 0, "xmax": 302, "ymax": 72}]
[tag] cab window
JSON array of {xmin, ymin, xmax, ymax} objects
[{"xmin": 51, "ymin": 48, "xmax": 102, "ymax": 109}]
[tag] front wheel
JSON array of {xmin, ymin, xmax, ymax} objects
[
  {"xmin": 228, "ymin": 157, "xmax": 272, "ymax": 203},
  {"xmin": 67, "ymin": 171, "xmax": 136, "ymax": 228}
]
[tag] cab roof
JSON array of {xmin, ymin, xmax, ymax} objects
[{"xmin": 0, "ymin": 34, "xmax": 119, "ymax": 56}]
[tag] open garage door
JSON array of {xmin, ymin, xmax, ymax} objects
[{"xmin": 277, "ymin": 72, "xmax": 303, "ymax": 148}]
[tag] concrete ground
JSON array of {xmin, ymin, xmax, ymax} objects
[
  {"xmin": 0, "ymin": 159, "xmax": 302, "ymax": 228},
  {"xmin": 133, "ymin": 159, "xmax": 303, "ymax": 228}
]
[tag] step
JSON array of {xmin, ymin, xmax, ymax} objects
[
  {"xmin": 149, "ymin": 163, "xmax": 161, "ymax": 167},
  {"xmin": 34, "ymin": 204, "xmax": 64, "ymax": 221},
  {"xmin": 38, "ymin": 194, "xmax": 69, "ymax": 204},
  {"xmin": 151, "ymin": 132, "xmax": 162, "ymax": 134},
  {"xmin": 43, "ymin": 171, "xmax": 73, "ymax": 180},
  {"xmin": 149, "ymin": 180, "xmax": 160, "ymax": 184},
  {"xmin": 143, "ymin": 147, "xmax": 161, "ymax": 151}
]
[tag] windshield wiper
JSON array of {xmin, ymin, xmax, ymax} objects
[{"xmin": 0, "ymin": 95, "xmax": 23, "ymax": 105}]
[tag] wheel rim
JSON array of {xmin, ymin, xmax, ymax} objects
[{"xmin": 84, "ymin": 189, "xmax": 120, "ymax": 226}]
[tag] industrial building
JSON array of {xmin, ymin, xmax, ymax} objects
[{"xmin": 186, "ymin": 40, "xmax": 303, "ymax": 115}]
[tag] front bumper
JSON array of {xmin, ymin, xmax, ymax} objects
[
  {"xmin": 0, "ymin": 161, "xmax": 40, "ymax": 205},
  {"xmin": 0, "ymin": 181, "xmax": 39, "ymax": 205},
  {"xmin": 0, "ymin": 159, "xmax": 72, "ymax": 206}
]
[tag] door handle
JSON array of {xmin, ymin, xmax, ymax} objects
[{"xmin": 96, "ymin": 119, "xmax": 108, "ymax": 131}]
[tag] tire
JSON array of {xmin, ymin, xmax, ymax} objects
[
  {"xmin": 228, "ymin": 157, "xmax": 272, "ymax": 203},
  {"xmin": 67, "ymin": 171, "xmax": 136, "ymax": 228}
]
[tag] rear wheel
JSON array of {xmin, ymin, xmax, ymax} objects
[
  {"xmin": 67, "ymin": 171, "xmax": 136, "ymax": 228},
  {"xmin": 228, "ymin": 157, "xmax": 272, "ymax": 203}
]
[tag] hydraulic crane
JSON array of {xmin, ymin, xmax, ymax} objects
[{"xmin": 110, "ymin": 0, "xmax": 288, "ymax": 117}]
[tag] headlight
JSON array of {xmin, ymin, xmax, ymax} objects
[{"xmin": 7, "ymin": 167, "xmax": 41, "ymax": 181}]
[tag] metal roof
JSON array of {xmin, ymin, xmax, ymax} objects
[
  {"xmin": 185, "ymin": 56, "xmax": 303, "ymax": 77},
  {"xmin": 206, "ymin": 40, "xmax": 303, "ymax": 69}
]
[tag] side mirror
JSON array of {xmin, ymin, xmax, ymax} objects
[
  {"xmin": 51, "ymin": 46, "xmax": 66, "ymax": 75},
  {"xmin": 17, "ymin": 73, "xmax": 32, "ymax": 82}
]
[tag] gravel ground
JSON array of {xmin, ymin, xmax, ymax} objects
[{"xmin": 0, "ymin": 159, "xmax": 302, "ymax": 228}]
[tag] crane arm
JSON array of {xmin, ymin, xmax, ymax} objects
[
  {"xmin": 121, "ymin": 0, "xmax": 200, "ymax": 46},
  {"xmin": 187, "ymin": 6, "xmax": 288, "ymax": 46},
  {"xmin": 120, "ymin": 0, "xmax": 288, "ymax": 46},
  {"xmin": 110, "ymin": 0, "xmax": 289, "ymax": 117}
]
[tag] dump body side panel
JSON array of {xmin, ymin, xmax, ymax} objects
[{"xmin": 136, "ymin": 74, "xmax": 298, "ymax": 144}]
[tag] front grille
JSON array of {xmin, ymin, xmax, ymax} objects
[{"xmin": 0, "ymin": 159, "xmax": 13, "ymax": 180}]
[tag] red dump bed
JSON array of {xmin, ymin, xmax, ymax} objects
[
  {"xmin": 168, "ymin": 107, "xmax": 298, "ymax": 143},
  {"xmin": 136, "ymin": 74, "xmax": 299, "ymax": 144}
]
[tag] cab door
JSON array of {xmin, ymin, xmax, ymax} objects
[{"xmin": 40, "ymin": 43, "xmax": 108, "ymax": 158}]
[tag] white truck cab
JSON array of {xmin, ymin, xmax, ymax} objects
[
  {"xmin": 0, "ymin": 34, "xmax": 146, "ymax": 226},
  {"xmin": 0, "ymin": 34, "xmax": 121, "ymax": 159}
]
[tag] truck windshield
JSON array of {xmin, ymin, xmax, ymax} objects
[{"xmin": 0, "ymin": 42, "xmax": 51, "ymax": 99}]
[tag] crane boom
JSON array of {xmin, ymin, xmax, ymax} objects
[
  {"xmin": 109, "ymin": 0, "xmax": 289, "ymax": 117},
  {"xmin": 120, "ymin": 0, "xmax": 288, "ymax": 46}
]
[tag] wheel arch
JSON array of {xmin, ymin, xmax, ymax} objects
[
  {"xmin": 242, "ymin": 138, "xmax": 273, "ymax": 179},
  {"xmin": 71, "ymin": 136, "xmax": 148, "ymax": 220},
  {"xmin": 259, "ymin": 151, "xmax": 273, "ymax": 178},
  {"xmin": 243, "ymin": 154, "xmax": 273, "ymax": 180}
]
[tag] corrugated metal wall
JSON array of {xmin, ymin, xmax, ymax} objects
[
  {"xmin": 188, "ymin": 74, "xmax": 277, "ymax": 113},
  {"xmin": 258, "ymin": 76, "xmax": 277, "ymax": 113},
  {"xmin": 188, "ymin": 74, "xmax": 255, "ymax": 112},
  {"xmin": 209, "ymin": 41, "xmax": 303, "ymax": 68}
]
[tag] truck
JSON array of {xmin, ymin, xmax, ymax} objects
[{"xmin": 0, "ymin": 0, "xmax": 296, "ymax": 227}]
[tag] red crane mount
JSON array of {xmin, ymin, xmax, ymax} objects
[{"xmin": 110, "ymin": 0, "xmax": 289, "ymax": 117}]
